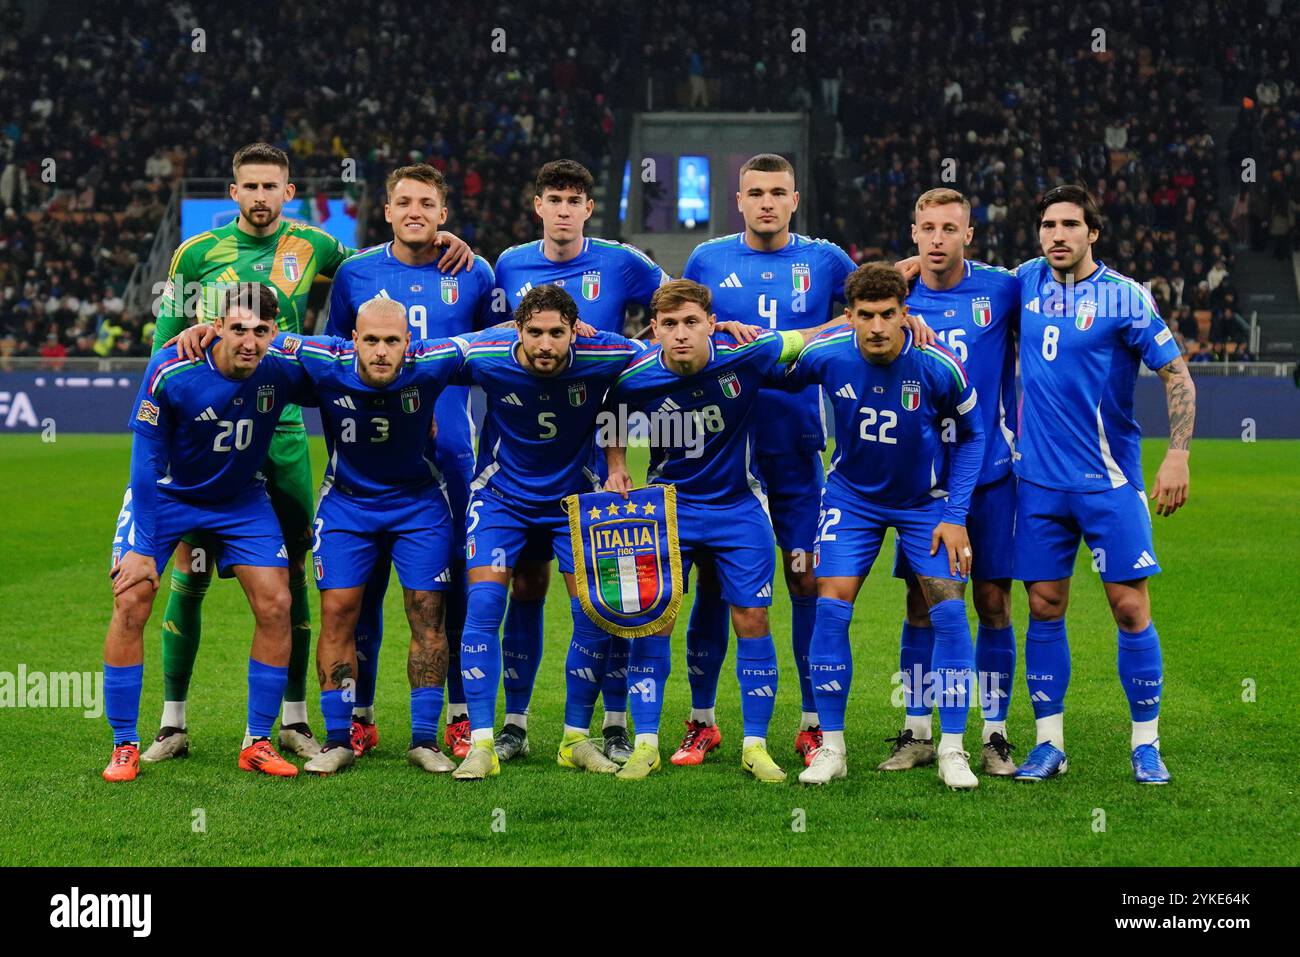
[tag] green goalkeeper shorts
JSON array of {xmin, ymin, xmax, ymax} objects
[{"xmin": 180, "ymin": 428, "xmax": 315, "ymax": 577}]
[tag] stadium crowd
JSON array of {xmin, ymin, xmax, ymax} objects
[{"xmin": 1, "ymin": 0, "xmax": 1297, "ymax": 366}]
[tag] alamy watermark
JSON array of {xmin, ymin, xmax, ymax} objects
[{"xmin": 0, "ymin": 665, "xmax": 103, "ymax": 717}]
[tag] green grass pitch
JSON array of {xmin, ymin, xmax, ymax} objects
[{"xmin": 0, "ymin": 434, "xmax": 1296, "ymax": 866}]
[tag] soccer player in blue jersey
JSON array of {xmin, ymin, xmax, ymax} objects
[
  {"xmin": 173, "ymin": 296, "xmax": 470, "ymax": 776},
  {"xmin": 881, "ymin": 189, "xmax": 1023, "ymax": 777},
  {"xmin": 489, "ymin": 159, "xmax": 668, "ymax": 764},
  {"xmin": 325, "ymin": 165, "xmax": 495, "ymax": 761},
  {"xmin": 603, "ymin": 279, "xmax": 843, "ymax": 783},
  {"xmin": 773, "ymin": 263, "xmax": 985, "ymax": 789},
  {"xmin": 1010, "ymin": 185, "xmax": 1194, "ymax": 785},
  {"xmin": 102, "ymin": 283, "xmax": 314, "ymax": 782},
  {"xmin": 450, "ymin": 284, "xmax": 647, "ymax": 780},
  {"xmin": 676, "ymin": 153, "xmax": 857, "ymax": 768}
]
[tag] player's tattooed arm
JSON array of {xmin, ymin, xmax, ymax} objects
[{"xmin": 1152, "ymin": 357, "xmax": 1195, "ymax": 516}]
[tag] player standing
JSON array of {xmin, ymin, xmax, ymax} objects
[
  {"xmin": 1010, "ymin": 185, "xmax": 1193, "ymax": 784},
  {"xmin": 103, "ymin": 284, "xmax": 312, "ymax": 781},
  {"xmin": 450, "ymin": 285, "xmax": 645, "ymax": 780},
  {"xmin": 881, "ymin": 189, "xmax": 1022, "ymax": 776},
  {"xmin": 143, "ymin": 144, "xmax": 471, "ymax": 763},
  {"xmin": 489, "ymin": 159, "xmax": 668, "ymax": 763},
  {"xmin": 603, "ymin": 279, "xmax": 838, "ymax": 782},
  {"xmin": 325, "ymin": 164, "xmax": 495, "ymax": 759},
  {"xmin": 676, "ymin": 153, "xmax": 857, "ymax": 768},
  {"xmin": 780, "ymin": 263, "xmax": 986, "ymax": 789}
]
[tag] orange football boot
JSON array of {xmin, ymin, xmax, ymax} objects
[
  {"xmin": 238, "ymin": 738, "xmax": 299, "ymax": 777},
  {"xmin": 103, "ymin": 743, "xmax": 140, "ymax": 782}
]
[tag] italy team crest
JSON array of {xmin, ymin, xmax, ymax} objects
[
  {"xmin": 568, "ymin": 382, "xmax": 587, "ymax": 407},
  {"xmin": 582, "ymin": 272, "xmax": 601, "ymax": 301},
  {"xmin": 1076, "ymin": 300, "xmax": 1097, "ymax": 331},
  {"xmin": 718, "ymin": 372, "xmax": 741, "ymax": 398},
  {"xmin": 564, "ymin": 485, "xmax": 683, "ymax": 638},
  {"xmin": 901, "ymin": 380, "xmax": 921, "ymax": 411},
  {"xmin": 441, "ymin": 277, "xmax": 459, "ymax": 305},
  {"xmin": 400, "ymin": 386, "xmax": 420, "ymax": 413},
  {"xmin": 971, "ymin": 297, "xmax": 992, "ymax": 327},
  {"xmin": 791, "ymin": 264, "xmax": 811, "ymax": 294},
  {"xmin": 282, "ymin": 253, "xmax": 300, "ymax": 283},
  {"xmin": 256, "ymin": 385, "xmax": 276, "ymax": 414}
]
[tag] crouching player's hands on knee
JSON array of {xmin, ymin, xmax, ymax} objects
[
  {"xmin": 930, "ymin": 522, "xmax": 972, "ymax": 578},
  {"xmin": 111, "ymin": 552, "xmax": 160, "ymax": 596}
]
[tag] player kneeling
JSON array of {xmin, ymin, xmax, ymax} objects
[
  {"xmin": 774, "ymin": 263, "xmax": 986, "ymax": 789},
  {"xmin": 174, "ymin": 298, "xmax": 465, "ymax": 776},
  {"xmin": 102, "ymin": 284, "xmax": 313, "ymax": 781}
]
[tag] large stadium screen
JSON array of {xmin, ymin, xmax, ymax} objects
[
  {"xmin": 180, "ymin": 196, "xmax": 358, "ymax": 245},
  {"xmin": 677, "ymin": 155, "xmax": 710, "ymax": 229}
]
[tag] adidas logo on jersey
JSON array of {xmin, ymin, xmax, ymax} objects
[
  {"xmin": 515, "ymin": 281, "xmax": 533, "ymax": 299},
  {"xmin": 276, "ymin": 545, "xmax": 288, "ymax": 559},
  {"xmin": 1025, "ymin": 297, "xmax": 1041, "ymax": 313},
  {"xmin": 746, "ymin": 685, "xmax": 775, "ymax": 698},
  {"xmin": 501, "ymin": 393, "xmax": 523, "ymax": 406},
  {"xmin": 834, "ymin": 384, "xmax": 858, "ymax": 400},
  {"xmin": 815, "ymin": 680, "xmax": 843, "ymax": 693},
  {"xmin": 435, "ymin": 568, "xmax": 451, "ymax": 583},
  {"xmin": 720, "ymin": 272, "xmax": 743, "ymax": 288},
  {"xmin": 1132, "ymin": 551, "xmax": 1157, "ymax": 570},
  {"xmin": 333, "ymin": 396, "xmax": 357, "ymax": 410},
  {"xmin": 657, "ymin": 397, "xmax": 680, "ymax": 413},
  {"xmin": 568, "ymin": 667, "xmax": 599, "ymax": 683},
  {"xmin": 756, "ymin": 583, "xmax": 772, "ymax": 599},
  {"xmin": 193, "ymin": 406, "xmax": 217, "ymax": 422}
]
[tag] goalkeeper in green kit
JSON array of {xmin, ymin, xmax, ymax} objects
[{"xmin": 144, "ymin": 143, "xmax": 472, "ymax": 761}]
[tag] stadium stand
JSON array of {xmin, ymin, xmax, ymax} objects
[{"xmin": 1, "ymin": 0, "xmax": 1296, "ymax": 361}]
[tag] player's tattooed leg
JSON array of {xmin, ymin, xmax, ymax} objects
[
  {"xmin": 405, "ymin": 589, "xmax": 448, "ymax": 688},
  {"xmin": 917, "ymin": 576, "xmax": 966, "ymax": 606}
]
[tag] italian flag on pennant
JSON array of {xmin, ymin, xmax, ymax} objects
[{"xmin": 597, "ymin": 554, "xmax": 658, "ymax": 614}]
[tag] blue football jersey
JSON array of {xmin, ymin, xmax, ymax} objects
[
  {"xmin": 129, "ymin": 343, "xmax": 313, "ymax": 502},
  {"xmin": 458, "ymin": 328, "xmax": 643, "ymax": 506},
  {"xmin": 326, "ymin": 242, "xmax": 495, "ymax": 468},
  {"xmin": 782, "ymin": 326, "xmax": 984, "ymax": 522},
  {"xmin": 1015, "ymin": 258, "xmax": 1181, "ymax": 492},
  {"xmin": 608, "ymin": 330, "xmax": 804, "ymax": 504},
  {"xmin": 281, "ymin": 334, "xmax": 466, "ymax": 503},
  {"xmin": 492, "ymin": 237, "xmax": 667, "ymax": 333},
  {"xmin": 683, "ymin": 232, "xmax": 856, "ymax": 455},
  {"xmin": 905, "ymin": 259, "xmax": 1019, "ymax": 486}
]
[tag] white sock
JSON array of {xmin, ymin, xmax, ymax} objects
[
  {"xmin": 742, "ymin": 735, "xmax": 766, "ymax": 749},
  {"xmin": 982, "ymin": 720, "xmax": 1007, "ymax": 744},
  {"xmin": 1132, "ymin": 719, "xmax": 1159, "ymax": 749},
  {"xmin": 800, "ymin": 711, "xmax": 820, "ymax": 730},
  {"xmin": 822, "ymin": 729, "xmax": 846, "ymax": 752},
  {"xmin": 690, "ymin": 707, "xmax": 715, "ymax": 725},
  {"xmin": 563, "ymin": 724, "xmax": 588, "ymax": 738},
  {"xmin": 161, "ymin": 700, "xmax": 186, "ymax": 729},
  {"xmin": 352, "ymin": 706, "xmax": 374, "ymax": 722},
  {"xmin": 281, "ymin": 700, "xmax": 308, "ymax": 726},
  {"xmin": 1036, "ymin": 713, "xmax": 1064, "ymax": 749},
  {"xmin": 635, "ymin": 732, "xmax": 658, "ymax": 748},
  {"xmin": 602, "ymin": 711, "xmax": 627, "ymax": 729},
  {"xmin": 904, "ymin": 714, "xmax": 932, "ymax": 740},
  {"xmin": 470, "ymin": 727, "xmax": 494, "ymax": 744},
  {"xmin": 504, "ymin": 712, "xmax": 528, "ymax": 731},
  {"xmin": 938, "ymin": 732, "xmax": 966, "ymax": 755},
  {"xmin": 447, "ymin": 702, "xmax": 468, "ymax": 721}
]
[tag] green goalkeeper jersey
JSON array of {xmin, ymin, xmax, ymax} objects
[{"xmin": 151, "ymin": 217, "xmax": 354, "ymax": 429}]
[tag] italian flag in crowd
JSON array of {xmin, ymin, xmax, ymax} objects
[{"xmin": 597, "ymin": 554, "xmax": 658, "ymax": 614}]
